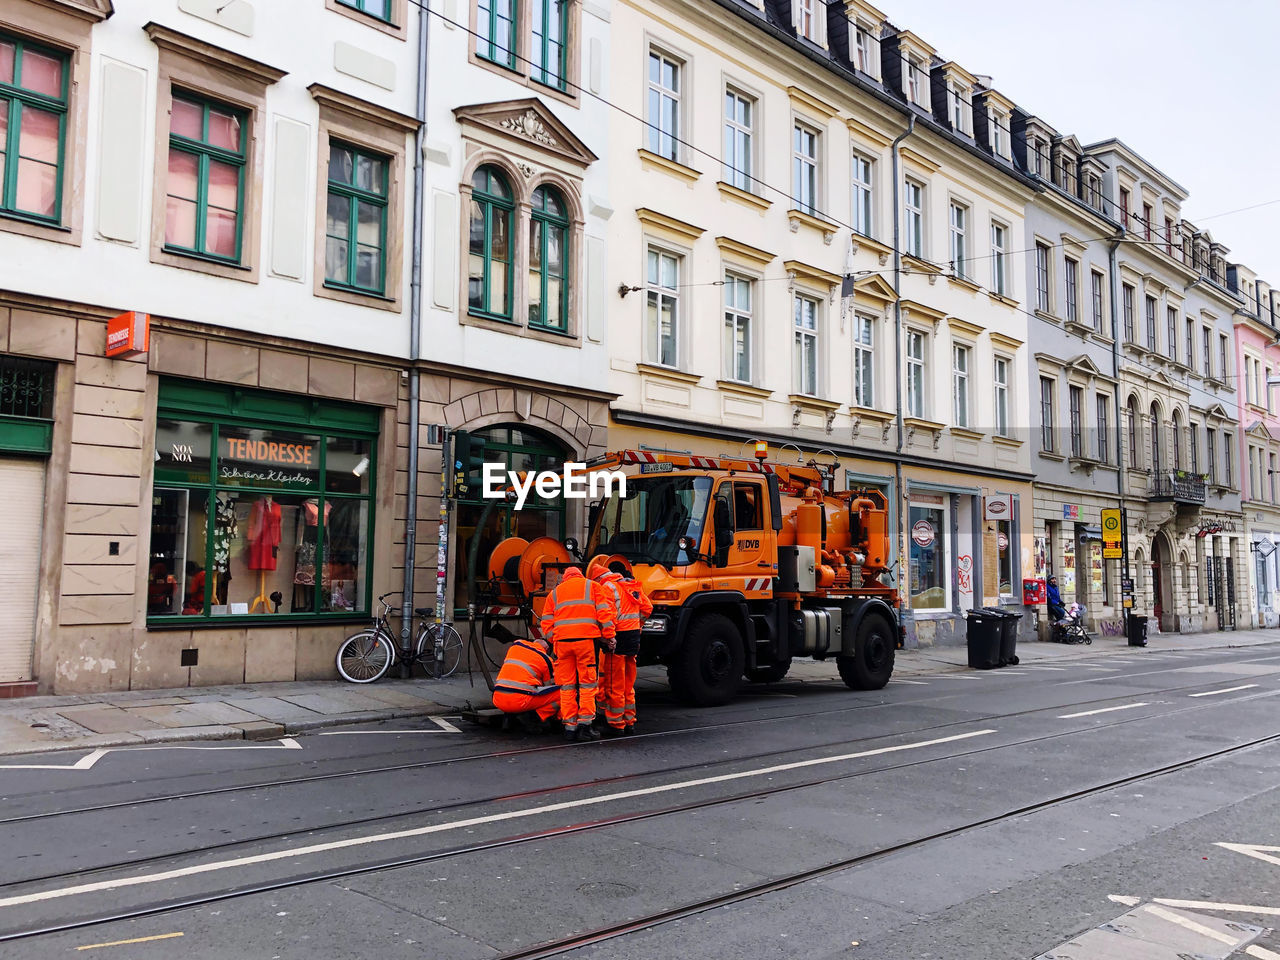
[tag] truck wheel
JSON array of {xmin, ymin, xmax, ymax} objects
[
  {"xmin": 837, "ymin": 612, "xmax": 895, "ymax": 690},
  {"xmin": 745, "ymin": 660, "xmax": 791, "ymax": 683},
  {"xmin": 668, "ymin": 613, "xmax": 744, "ymax": 706}
]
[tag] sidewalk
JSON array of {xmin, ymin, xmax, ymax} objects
[{"xmin": 2, "ymin": 627, "xmax": 1277, "ymax": 758}]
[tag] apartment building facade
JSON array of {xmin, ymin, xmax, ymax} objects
[
  {"xmin": 0, "ymin": 0, "xmax": 425, "ymax": 693},
  {"xmin": 605, "ymin": 0, "xmax": 1038, "ymax": 647}
]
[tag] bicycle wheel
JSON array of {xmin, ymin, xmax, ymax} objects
[
  {"xmin": 416, "ymin": 622, "xmax": 464, "ymax": 678},
  {"xmin": 337, "ymin": 630, "xmax": 395, "ymax": 683}
]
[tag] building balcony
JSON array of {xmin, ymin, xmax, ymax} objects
[{"xmin": 1149, "ymin": 471, "xmax": 1207, "ymax": 505}]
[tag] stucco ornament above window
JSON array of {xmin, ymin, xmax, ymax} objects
[{"xmin": 500, "ymin": 109, "xmax": 558, "ymax": 148}]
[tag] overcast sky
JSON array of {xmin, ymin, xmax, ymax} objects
[{"xmin": 893, "ymin": 0, "xmax": 1280, "ymax": 280}]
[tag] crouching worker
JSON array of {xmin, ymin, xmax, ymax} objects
[
  {"xmin": 540, "ymin": 566, "xmax": 616, "ymax": 742},
  {"xmin": 492, "ymin": 636, "xmax": 560, "ymax": 733},
  {"xmin": 595, "ymin": 562, "xmax": 652, "ymax": 737}
]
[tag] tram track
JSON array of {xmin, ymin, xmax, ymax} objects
[
  {"xmin": 1, "ymin": 687, "xmax": 1277, "ymax": 944},
  {"xmin": 3, "ymin": 654, "xmax": 1268, "ymax": 829}
]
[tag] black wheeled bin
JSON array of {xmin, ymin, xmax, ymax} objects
[
  {"xmin": 984, "ymin": 607, "xmax": 1022, "ymax": 665},
  {"xmin": 1127, "ymin": 614, "xmax": 1149, "ymax": 647},
  {"xmin": 966, "ymin": 610, "xmax": 1002, "ymax": 669}
]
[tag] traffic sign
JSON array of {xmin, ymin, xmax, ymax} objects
[
  {"xmin": 1103, "ymin": 546, "xmax": 1123, "ymax": 559},
  {"xmin": 1101, "ymin": 509, "xmax": 1122, "ymax": 545}
]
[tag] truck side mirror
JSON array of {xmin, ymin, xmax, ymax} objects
[{"xmin": 713, "ymin": 495, "xmax": 734, "ymax": 564}]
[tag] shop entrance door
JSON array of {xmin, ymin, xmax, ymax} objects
[{"xmin": 0, "ymin": 458, "xmax": 46, "ymax": 682}]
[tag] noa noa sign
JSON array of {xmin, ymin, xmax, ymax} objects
[{"xmin": 483, "ymin": 462, "xmax": 627, "ymax": 510}]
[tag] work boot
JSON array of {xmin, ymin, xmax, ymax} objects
[
  {"xmin": 563, "ymin": 726, "xmax": 579, "ymax": 742},
  {"xmin": 601, "ymin": 725, "xmax": 625, "ymax": 739},
  {"xmin": 577, "ymin": 725, "xmax": 602, "ymax": 741},
  {"xmin": 623, "ymin": 724, "xmax": 635, "ymax": 736},
  {"xmin": 515, "ymin": 712, "xmax": 545, "ymax": 734}
]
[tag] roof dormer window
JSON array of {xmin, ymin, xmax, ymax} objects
[
  {"xmin": 948, "ymin": 81, "xmax": 971, "ymax": 135},
  {"xmin": 904, "ymin": 53, "xmax": 929, "ymax": 108},
  {"xmin": 794, "ymin": 0, "xmax": 826, "ymax": 46},
  {"xmin": 852, "ymin": 22, "xmax": 879, "ymax": 78}
]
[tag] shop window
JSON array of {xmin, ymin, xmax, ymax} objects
[
  {"xmin": 909, "ymin": 501, "xmax": 950, "ymax": 612},
  {"xmin": 0, "ymin": 32, "xmax": 68, "ymax": 224},
  {"xmin": 453, "ymin": 424, "xmax": 569, "ymax": 613},
  {"xmin": 996, "ymin": 519, "xmax": 1013, "ymax": 598},
  {"xmin": 148, "ymin": 385, "xmax": 378, "ymax": 622}
]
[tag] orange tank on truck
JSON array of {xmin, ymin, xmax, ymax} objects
[{"xmin": 480, "ymin": 447, "xmax": 899, "ymax": 707}]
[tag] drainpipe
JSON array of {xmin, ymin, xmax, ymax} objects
[
  {"xmin": 1107, "ymin": 235, "xmax": 1132, "ymax": 637},
  {"xmin": 400, "ymin": 0, "xmax": 430, "ymax": 670},
  {"xmin": 890, "ymin": 114, "xmax": 915, "ymax": 636}
]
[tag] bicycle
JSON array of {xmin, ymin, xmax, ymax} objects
[{"xmin": 336, "ymin": 593, "xmax": 464, "ymax": 683}]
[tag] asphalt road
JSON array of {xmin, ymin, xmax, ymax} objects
[{"xmin": 2, "ymin": 645, "xmax": 1280, "ymax": 960}]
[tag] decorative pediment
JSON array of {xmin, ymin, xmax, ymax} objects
[
  {"xmin": 454, "ymin": 99, "xmax": 598, "ymax": 168},
  {"xmin": 853, "ymin": 273, "xmax": 897, "ymax": 305},
  {"xmin": 1064, "ymin": 355, "xmax": 1104, "ymax": 377},
  {"xmin": 30, "ymin": 0, "xmax": 112, "ymax": 22},
  {"xmin": 1202, "ymin": 402, "xmax": 1232, "ymax": 422},
  {"xmin": 1245, "ymin": 420, "xmax": 1274, "ymax": 441}
]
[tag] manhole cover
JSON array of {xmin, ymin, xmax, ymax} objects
[{"xmin": 577, "ymin": 882, "xmax": 636, "ymax": 899}]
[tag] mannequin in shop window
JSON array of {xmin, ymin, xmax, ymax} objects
[
  {"xmin": 247, "ymin": 495, "xmax": 282, "ymax": 613},
  {"xmin": 292, "ymin": 498, "xmax": 331, "ymax": 612}
]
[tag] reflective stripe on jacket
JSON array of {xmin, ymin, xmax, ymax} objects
[
  {"xmin": 598, "ymin": 572, "xmax": 654, "ymax": 633},
  {"xmin": 539, "ymin": 567, "xmax": 616, "ymax": 643},
  {"xmin": 493, "ymin": 639, "xmax": 559, "ymax": 697}
]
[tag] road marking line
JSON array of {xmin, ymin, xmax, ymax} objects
[
  {"xmin": 1215, "ymin": 842, "xmax": 1280, "ymax": 867},
  {"xmin": 0, "ymin": 739, "xmax": 301, "ymax": 774},
  {"xmin": 77, "ymin": 932, "xmax": 183, "ymax": 951},
  {"xmin": 1058, "ymin": 703, "xmax": 1150, "ymax": 719},
  {"xmin": 1152, "ymin": 898, "xmax": 1280, "ymax": 916},
  {"xmin": 1142, "ymin": 904, "xmax": 1239, "ymax": 945},
  {"xmin": 1189, "ymin": 684, "xmax": 1260, "ymax": 698},
  {"xmin": 1246, "ymin": 945, "xmax": 1280, "ymax": 960},
  {"xmin": 1027, "ymin": 666, "xmax": 1066, "ymax": 671},
  {"xmin": 888, "ymin": 679, "xmax": 929, "ymax": 685},
  {"xmin": 1108, "ymin": 895, "xmax": 1141, "ymax": 906},
  {"xmin": 0, "ymin": 728, "xmax": 996, "ymax": 909}
]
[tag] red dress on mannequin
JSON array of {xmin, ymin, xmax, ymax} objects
[{"xmin": 246, "ymin": 497, "xmax": 282, "ymax": 571}]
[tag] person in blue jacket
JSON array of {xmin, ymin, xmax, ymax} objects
[{"xmin": 1046, "ymin": 575, "xmax": 1066, "ymax": 622}]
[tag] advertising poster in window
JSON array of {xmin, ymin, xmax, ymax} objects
[
  {"xmin": 1090, "ymin": 541, "xmax": 1104, "ymax": 595},
  {"xmin": 1061, "ymin": 536, "xmax": 1076, "ymax": 595}
]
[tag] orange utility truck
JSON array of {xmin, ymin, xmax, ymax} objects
[{"xmin": 481, "ymin": 446, "xmax": 900, "ymax": 706}]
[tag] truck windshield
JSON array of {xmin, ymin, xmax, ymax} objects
[{"xmin": 592, "ymin": 475, "xmax": 712, "ymax": 567}]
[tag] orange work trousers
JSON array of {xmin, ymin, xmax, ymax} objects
[
  {"xmin": 599, "ymin": 652, "xmax": 638, "ymax": 729},
  {"xmin": 554, "ymin": 639, "xmax": 598, "ymax": 730},
  {"xmin": 492, "ymin": 689, "xmax": 559, "ymax": 721}
]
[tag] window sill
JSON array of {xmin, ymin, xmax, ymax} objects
[
  {"xmin": 1039, "ymin": 451, "xmax": 1067, "ymax": 462},
  {"xmin": 987, "ymin": 291, "xmax": 1018, "ymax": 309},
  {"xmin": 318, "ymin": 281, "xmax": 400, "ymax": 312},
  {"xmin": 0, "ymin": 209, "xmax": 79, "ymax": 246},
  {"xmin": 153, "ymin": 244, "xmax": 258, "ymax": 283},
  {"xmin": 848, "ymin": 230, "xmax": 892, "ymax": 262},
  {"xmin": 1064, "ymin": 319, "xmax": 1093, "ymax": 338},
  {"xmin": 466, "ymin": 309, "xmax": 519, "ymax": 325},
  {"xmin": 148, "ymin": 612, "xmax": 369, "ymax": 630},
  {"xmin": 637, "ymin": 362, "xmax": 701, "ymax": 385},
  {"xmin": 637, "ymin": 149, "xmax": 701, "ymax": 184},
  {"xmin": 903, "ymin": 254, "xmax": 944, "ymax": 277},
  {"xmin": 716, "ymin": 180, "xmax": 772, "ymax": 213},
  {"xmin": 849, "ymin": 404, "xmax": 894, "ymax": 423},
  {"xmin": 789, "ymin": 393, "xmax": 841, "ymax": 411},
  {"xmin": 716, "ymin": 379, "xmax": 772, "ymax": 399},
  {"xmin": 787, "ymin": 208, "xmax": 838, "ymax": 244},
  {"xmin": 946, "ymin": 274, "xmax": 983, "ymax": 294},
  {"xmin": 327, "ymin": 0, "xmax": 405, "ymax": 38},
  {"xmin": 1033, "ymin": 309, "xmax": 1060, "ymax": 324},
  {"xmin": 992, "ymin": 434, "xmax": 1022, "ymax": 448},
  {"xmin": 528, "ymin": 323, "xmax": 574, "ymax": 338},
  {"xmin": 949, "ymin": 426, "xmax": 985, "ymax": 441}
]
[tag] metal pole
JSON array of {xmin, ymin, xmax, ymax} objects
[
  {"xmin": 399, "ymin": 0, "xmax": 431, "ymax": 674},
  {"xmin": 890, "ymin": 115, "xmax": 915, "ymax": 635},
  {"xmin": 1107, "ymin": 237, "xmax": 1131, "ymax": 635}
]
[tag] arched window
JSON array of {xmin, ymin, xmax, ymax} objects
[
  {"xmin": 1150, "ymin": 403, "xmax": 1162, "ymax": 472},
  {"xmin": 1171, "ymin": 410, "xmax": 1183, "ymax": 470},
  {"xmin": 468, "ymin": 165, "xmax": 514, "ymax": 320},
  {"xmin": 1127, "ymin": 397, "xmax": 1140, "ymax": 468},
  {"xmin": 529, "ymin": 185, "xmax": 568, "ymax": 331}
]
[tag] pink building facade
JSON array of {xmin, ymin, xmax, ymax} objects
[{"xmin": 1231, "ymin": 264, "xmax": 1280, "ymax": 628}]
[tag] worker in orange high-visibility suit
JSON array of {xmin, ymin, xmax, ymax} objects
[
  {"xmin": 539, "ymin": 566, "xmax": 615, "ymax": 742},
  {"xmin": 491, "ymin": 636, "xmax": 559, "ymax": 733},
  {"xmin": 595, "ymin": 563, "xmax": 652, "ymax": 736}
]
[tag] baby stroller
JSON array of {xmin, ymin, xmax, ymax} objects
[{"xmin": 1051, "ymin": 602, "xmax": 1092, "ymax": 644}]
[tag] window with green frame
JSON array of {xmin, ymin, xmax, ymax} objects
[
  {"xmin": 530, "ymin": 0, "xmax": 567, "ymax": 89},
  {"xmin": 0, "ymin": 33, "xmax": 69, "ymax": 223},
  {"xmin": 325, "ymin": 142, "xmax": 388, "ymax": 295},
  {"xmin": 164, "ymin": 91, "xmax": 246, "ymax": 262},
  {"xmin": 147, "ymin": 381, "xmax": 378, "ymax": 623},
  {"xmin": 467, "ymin": 165, "xmax": 514, "ymax": 320},
  {"xmin": 528, "ymin": 184, "xmax": 568, "ymax": 331},
  {"xmin": 336, "ymin": 0, "xmax": 393, "ymax": 23},
  {"xmin": 476, "ymin": 0, "xmax": 517, "ymax": 68},
  {"xmin": 452, "ymin": 425, "xmax": 567, "ymax": 614}
]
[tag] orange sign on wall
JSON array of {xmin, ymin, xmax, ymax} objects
[{"xmin": 105, "ymin": 311, "xmax": 150, "ymax": 358}]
